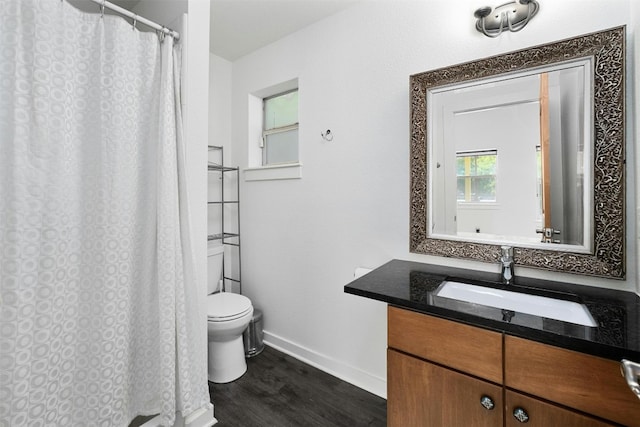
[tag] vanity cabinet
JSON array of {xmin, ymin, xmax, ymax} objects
[
  {"xmin": 505, "ymin": 335, "xmax": 640, "ymax": 427},
  {"xmin": 387, "ymin": 306, "xmax": 636, "ymax": 427},
  {"xmin": 388, "ymin": 349, "xmax": 502, "ymax": 426},
  {"xmin": 388, "ymin": 306, "xmax": 503, "ymax": 427}
]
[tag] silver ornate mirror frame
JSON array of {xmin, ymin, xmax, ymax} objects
[{"xmin": 410, "ymin": 26, "xmax": 625, "ymax": 279}]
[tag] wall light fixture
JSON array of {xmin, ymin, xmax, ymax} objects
[{"xmin": 474, "ymin": 0, "xmax": 540, "ymax": 38}]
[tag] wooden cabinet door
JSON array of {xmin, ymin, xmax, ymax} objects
[
  {"xmin": 505, "ymin": 390, "xmax": 616, "ymax": 427},
  {"xmin": 505, "ymin": 335, "xmax": 640, "ymax": 426},
  {"xmin": 388, "ymin": 349, "xmax": 502, "ymax": 427}
]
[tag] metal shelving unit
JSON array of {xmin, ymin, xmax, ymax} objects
[{"xmin": 208, "ymin": 145, "xmax": 241, "ymax": 293}]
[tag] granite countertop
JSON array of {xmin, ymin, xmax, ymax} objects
[{"xmin": 344, "ymin": 259, "xmax": 640, "ymax": 362}]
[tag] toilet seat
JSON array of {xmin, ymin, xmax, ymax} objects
[{"xmin": 207, "ymin": 292, "xmax": 252, "ymax": 322}]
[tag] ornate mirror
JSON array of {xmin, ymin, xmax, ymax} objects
[{"xmin": 410, "ymin": 26, "xmax": 625, "ymax": 278}]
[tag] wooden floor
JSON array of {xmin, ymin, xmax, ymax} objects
[{"xmin": 209, "ymin": 346, "xmax": 387, "ymax": 427}]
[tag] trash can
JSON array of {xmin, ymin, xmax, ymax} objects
[{"xmin": 243, "ymin": 308, "xmax": 264, "ymax": 358}]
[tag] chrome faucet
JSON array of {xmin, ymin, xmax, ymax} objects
[
  {"xmin": 500, "ymin": 246, "xmax": 514, "ymax": 285},
  {"xmin": 621, "ymin": 359, "xmax": 640, "ymax": 400}
]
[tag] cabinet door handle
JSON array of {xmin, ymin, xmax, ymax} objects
[
  {"xmin": 513, "ymin": 407, "xmax": 529, "ymax": 423},
  {"xmin": 621, "ymin": 359, "xmax": 640, "ymax": 400},
  {"xmin": 480, "ymin": 395, "xmax": 495, "ymax": 410}
]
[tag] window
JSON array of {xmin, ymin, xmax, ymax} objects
[
  {"xmin": 456, "ymin": 150, "xmax": 497, "ymax": 202},
  {"xmin": 262, "ymin": 90, "xmax": 298, "ymax": 166}
]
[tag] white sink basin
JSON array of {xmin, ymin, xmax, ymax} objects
[{"xmin": 435, "ymin": 281, "xmax": 597, "ymax": 327}]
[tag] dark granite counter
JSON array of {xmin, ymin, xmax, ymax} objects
[{"xmin": 344, "ymin": 259, "xmax": 640, "ymax": 362}]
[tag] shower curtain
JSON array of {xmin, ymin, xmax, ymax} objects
[{"xmin": 0, "ymin": 1, "xmax": 210, "ymax": 426}]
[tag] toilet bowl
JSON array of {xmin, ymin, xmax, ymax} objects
[
  {"xmin": 206, "ymin": 244, "xmax": 254, "ymax": 383},
  {"xmin": 207, "ymin": 292, "xmax": 253, "ymax": 383}
]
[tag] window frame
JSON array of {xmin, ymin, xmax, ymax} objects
[
  {"xmin": 455, "ymin": 149, "xmax": 498, "ymax": 203},
  {"xmin": 261, "ymin": 89, "xmax": 299, "ymax": 166}
]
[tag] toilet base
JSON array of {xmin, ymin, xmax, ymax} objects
[{"xmin": 207, "ymin": 335, "xmax": 247, "ymax": 383}]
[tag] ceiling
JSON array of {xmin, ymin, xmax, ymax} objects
[
  {"xmin": 68, "ymin": 0, "xmax": 358, "ymax": 61},
  {"xmin": 67, "ymin": 0, "xmax": 144, "ymax": 14},
  {"xmin": 108, "ymin": 0, "xmax": 142, "ymax": 10},
  {"xmin": 210, "ymin": 0, "xmax": 359, "ymax": 61}
]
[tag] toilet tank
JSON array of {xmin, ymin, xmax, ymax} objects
[{"xmin": 207, "ymin": 244, "xmax": 224, "ymax": 294}]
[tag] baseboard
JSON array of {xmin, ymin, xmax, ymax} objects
[
  {"xmin": 138, "ymin": 404, "xmax": 216, "ymax": 427},
  {"xmin": 263, "ymin": 330, "xmax": 387, "ymax": 399},
  {"xmin": 182, "ymin": 405, "xmax": 216, "ymax": 427}
]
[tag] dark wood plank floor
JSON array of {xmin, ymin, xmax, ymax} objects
[{"xmin": 208, "ymin": 346, "xmax": 387, "ymax": 427}]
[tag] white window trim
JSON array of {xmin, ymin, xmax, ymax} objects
[
  {"xmin": 244, "ymin": 162, "xmax": 302, "ymax": 181},
  {"xmin": 247, "ymin": 78, "xmax": 301, "ymax": 182}
]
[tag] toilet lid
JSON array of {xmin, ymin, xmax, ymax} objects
[{"xmin": 206, "ymin": 292, "xmax": 252, "ymax": 320}]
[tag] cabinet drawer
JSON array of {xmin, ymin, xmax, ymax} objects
[
  {"xmin": 505, "ymin": 335, "xmax": 640, "ymax": 427},
  {"xmin": 388, "ymin": 306, "xmax": 503, "ymax": 383},
  {"xmin": 505, "ymin": 390, "xmax": 616, "ymax": 426}
]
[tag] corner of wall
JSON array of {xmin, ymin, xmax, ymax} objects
[
  {"xmin": 183, "ymin": 1, "xmax": 216, "ymax": 424},
  {"xmin": 184, "ymin": 0, "xmax": 210, "ymax": 295},
  {"xmin": 627, "ymin": 0, "xmax": 640, "ymax": 296}
]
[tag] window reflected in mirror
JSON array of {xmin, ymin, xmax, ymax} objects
[{"xmin": 456, "ymin": 150, "xmax": 497, "ymax": 203}]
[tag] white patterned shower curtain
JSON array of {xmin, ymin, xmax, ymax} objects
[{"xmin": 0, "ymin": 1, "xmax": 210, "ymax": 426}]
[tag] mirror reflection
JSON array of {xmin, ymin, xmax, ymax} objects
[
  {"xmin": 430, "ymin": 60, "xmax": 592, "ymax": 250},
  {"xmin": 409, "ymin": 26, "xmax": 625, "ymax": 278}
]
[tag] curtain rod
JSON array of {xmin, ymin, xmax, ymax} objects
[{"xmin": 86, "ymin": 0, "xmax": 180, "ymax": 41}]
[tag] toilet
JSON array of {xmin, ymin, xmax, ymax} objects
[{"xmin": 206, "ymin": 245, "xmax": 254, "ymax": 383}]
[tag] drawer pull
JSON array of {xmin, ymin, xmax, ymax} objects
[
  {"xmin": 480, "ymin": 395, "xmax": 495, "ymax": 410},
  {"xmin": 513, "ymin": 407, "xmax": 529, "ymax": 423},
  {"xmin": 621, "ymin": 359, "xmax": 640, "ymax": 400}
]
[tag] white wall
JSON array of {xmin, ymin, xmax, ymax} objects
[
  {"xmin": 209, "ymin": 55, "xmax": 232, "ymax": 153},
  {"xmin": 212, "ymin": 0, "xmax": 638, "ymax": 397},
  {"xmin": 454, "ymin": 103, "xmax": 540, "ymax": 239},
  {"xmin": 632, "ymin": 0, "xmax": 640, "ymax": 296},
  {"xmin": 182, "ymin": 1, "xmax": 213, "ymax": 425},
  {"xmin": 207, "ymin": 55, "xmax": 239, "ymax": 294},
  {"xmin": 431, "ymin": 75, "xmax": 542, "ymax": 240}
]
